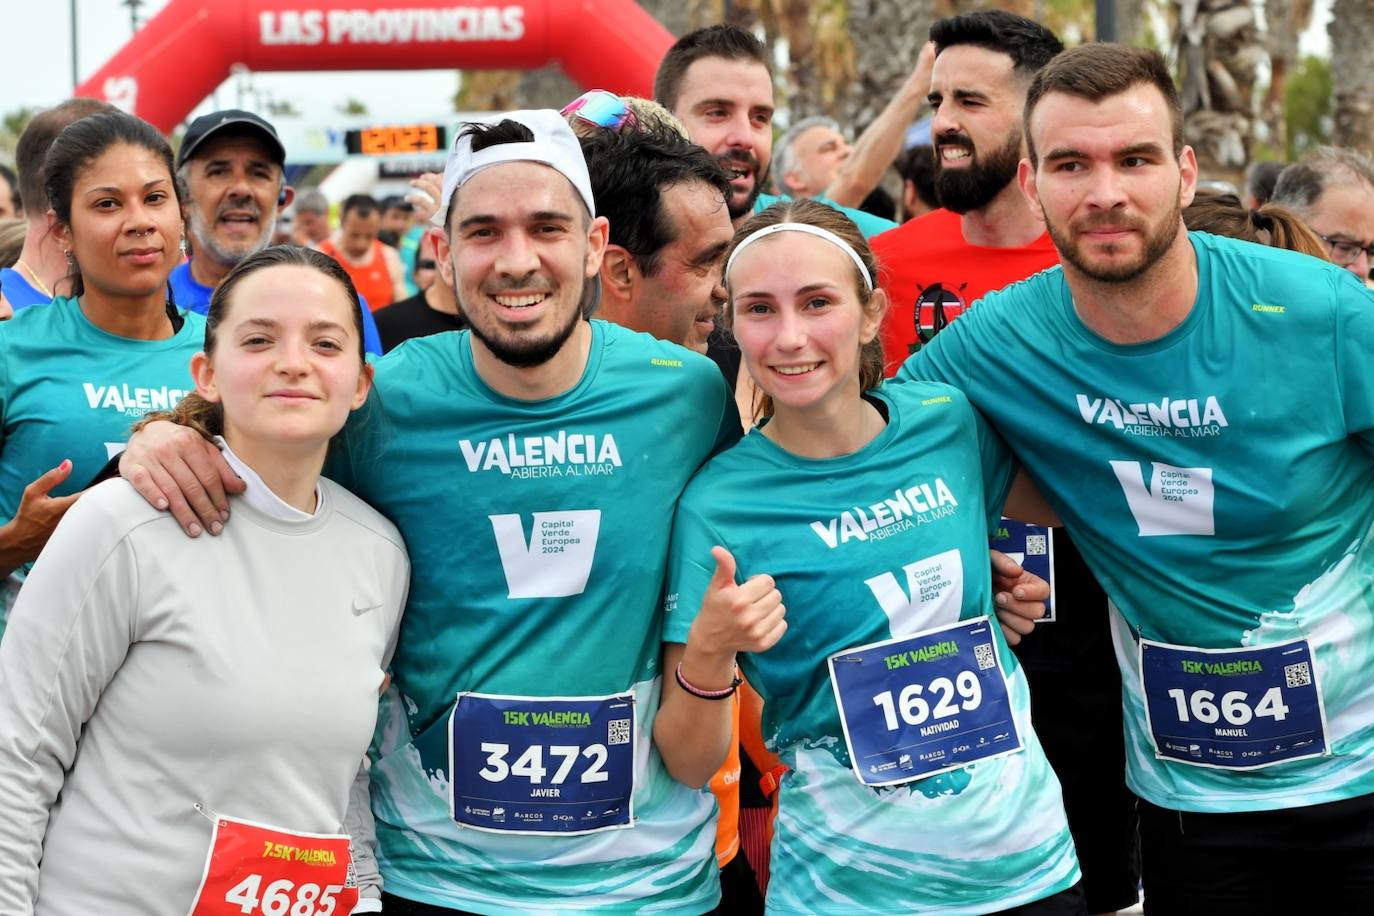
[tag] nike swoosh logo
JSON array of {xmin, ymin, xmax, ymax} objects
[{"xmin": 352, "ymin": 599, "xmax": 383, "ymax": 616}]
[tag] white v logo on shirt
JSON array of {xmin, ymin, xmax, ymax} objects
[
  {"xmin": 490, "ymin": 510, "xmax": 602, "ymax": 599},
  {"xmin": 1110, "ymin": 460, "xmax": 1216, "ymax": 536},
  {"xmin": 864, "ymin": 549, "xmax": 964, "ymax": 636}
]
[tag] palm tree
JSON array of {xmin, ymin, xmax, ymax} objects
[
  {"xmin": 1329, "ymin": 0, "xmax": 1374, "ymax": 150},
  {"xmin": 1262, "ymin": 0, "xmax": 1314, "ymax": 157},
  {"xmin": 789, "ymin": 0, "xmax": 935, "ymax": 133},
  {"xmin": 1175, "ymin": 0, "xmax": 1263, "ymax": 182}
]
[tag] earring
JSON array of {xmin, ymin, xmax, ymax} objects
[{"xmin": 63, "ymin": 250, "xmax": 73, "ymax": 264}]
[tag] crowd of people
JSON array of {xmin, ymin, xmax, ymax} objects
[{"xmin": 0, "ymin": 10, "xmax": 1372, "ymax": 916}]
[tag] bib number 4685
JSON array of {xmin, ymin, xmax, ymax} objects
[
  {"xmin": 1166, "ymin": 687, "xmax": 1289, "ymax": 725},
  {"xmin": 478, "ymin": 742, "xmax": 610, "ymax": 784},
  {"xmin": 223, "ymin": 876, "xmax": 346, "ymax": 916},
  {"xmin": 873, "ymin": 670, "xmax": 982, "ymax": 731}
]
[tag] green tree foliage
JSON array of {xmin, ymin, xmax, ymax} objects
[
  {"xmin": 1285, "ymin": 55, "xmax": 1331, "ymax": 160},
  {"xmin": 0, "ymin": 107, "xmax": 35, "ymax": 161}
]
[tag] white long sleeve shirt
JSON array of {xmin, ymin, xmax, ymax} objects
[{"xmin": 0, "ymin": 467, "xmax": 409, "ymax": 915}]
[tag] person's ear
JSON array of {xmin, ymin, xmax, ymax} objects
[
  {"xmin": 600, "ymin": 245, "xmax": 638, "ymax": 299},
  {"xmin": 191, "ymin": 351, "xmax": 220, "ymax": 403}
]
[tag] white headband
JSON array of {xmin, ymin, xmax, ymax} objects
[
  {"xmin": 724, "ymin": 222, "xmax": 874, "ymax": 290},
  {"xmin": 433, "ymin": 108, "xmax": 596, "ymax": 228}
]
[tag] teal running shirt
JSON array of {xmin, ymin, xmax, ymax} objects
[
  {"xmin": 900, "ymin": 232, "xmax": 1374, "ymax": 813},
  {"xmin": 664, "ymin": 382, "xmax": 1079, "ymax": 915},
  {"xmin": 0, "ymin": 296, "xmax": 203, "ymax": 633},
  {"xmin": 331, "ymin": 321, "xmax": 738, "ymax": 913}
]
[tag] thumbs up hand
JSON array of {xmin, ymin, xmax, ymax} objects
[{"xmin": 687, "ymin": 546, "xmax": 788, "ymax": 657}]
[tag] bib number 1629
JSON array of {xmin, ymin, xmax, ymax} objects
[
  {"xmin": 222, "ymin": 876, "xmax": 344, "ymax": 916},
  {"xmin": 873, "ymin": 670, "xmax": 982, "ymax": 731}
]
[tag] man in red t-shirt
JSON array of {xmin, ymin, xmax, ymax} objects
[
  {"xmin": 873, "ymin": 11, "xmax": 1061, "ymax": 375},
  {"xmin": 873, "ymin": 12, "xmax": 1142, "ymax": 916}
]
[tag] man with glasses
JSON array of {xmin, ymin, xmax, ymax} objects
[{"xmin": 1271, "ymin": 146, "xmax": 1374, "ymax": 284}]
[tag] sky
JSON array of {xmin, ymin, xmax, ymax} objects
[{"xmin": 0, "ymin": 0, "xmax": 1336, "ymax": 126}]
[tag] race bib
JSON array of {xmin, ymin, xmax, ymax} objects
[
  {"xmin": 1140, "ymin": 638, "xmax": 1329, "ymax": 770},
  {"xmin": 449, "ymin": 692, "xmax": 636, "ymax": 835},
  {"xmin": 989, "ymin": 519, "xmax": 1054, "ymax": 622},
  {"xmin": 186, "ymin": 815, "xmax": 357, "ymax": 916},
  {"xmin": 828, "ymin": 617, "xmax": 1023, "ymax": 787}
]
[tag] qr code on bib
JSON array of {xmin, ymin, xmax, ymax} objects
[
  {"xmin": 974, "ymin": 643, "xmax": 996, "ymax": 671},
  {"xmin": 608, "ymin": 718, "xmax": 632, "ymax": 746},
  {"xmin": 1025, "ymin": 534, "xmax": 1048, "ymax": 556},
  {"xmin": 1285, "ymin": 662, "xmax": 1312, "ymax": 689}
]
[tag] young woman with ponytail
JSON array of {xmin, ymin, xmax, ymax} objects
[{"xmin": 0, "ymin": 110, "xmax": 205, "ymax": 628}]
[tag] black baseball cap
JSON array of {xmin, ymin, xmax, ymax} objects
[{"xmin": 177, "ymin": 109, "xmax": 286, "ymax": 169}]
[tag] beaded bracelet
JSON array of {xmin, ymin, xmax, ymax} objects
[{"xmin": 675, "ymin": 662, "xmax": 742, "ymax": 700}]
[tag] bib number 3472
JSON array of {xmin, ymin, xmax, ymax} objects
[
  {"xmin": 186, "ymin": 816, "xmax": 357, "ymax": 916},
  {"xmin": 449, "ymin": 691, "xmax": 636, "ymax": 835}
]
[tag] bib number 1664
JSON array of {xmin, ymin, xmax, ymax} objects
[
  {"xmin": 222, "ymin": 876, "xmax": 346, "ymax": 916},
  {"xmin": 1166, "ymin": 687, "xmax": 1289, "ymax": 725},
  {"xmin": 873, "ymin": 670, "xmax": 982, "ymax": 731}
]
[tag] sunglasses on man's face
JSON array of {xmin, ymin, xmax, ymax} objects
[{"xmin": 415, "ymin": 259, "xmax": 437, "ymax": 271}]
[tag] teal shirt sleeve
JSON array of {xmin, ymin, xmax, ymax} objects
[
  {"xmin": 663, "ymin": 495, "xmax": 728, "ymax": 645},
  {"xmin": 323, "ymin": 384, "xmax": 390, "ymax": 492},
  {"xmin": 892, "ymin": 331, "xmax": 1013, "ymax": 526},
  {"xmin": 1334, "ymin": 271, "xmax": 1374, "ymax": 456},
  {"xmin": 972, "ymin": 404, "xmax": 1014, "ymax": 527},
  {"xmin": 709, "ymin": 381, "xmax": 743, "ymax": 459}
]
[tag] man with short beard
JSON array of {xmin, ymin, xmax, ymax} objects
[
  {"xmin": 903, "ymin": 43, "xmax": 1374, "ymax": 915},
  {"xmin": 655, "ymin": 24, "xmax": 896, "ymax": 239},
  {"xmin": 115, "ymin": 110, "xmax": 740, "ymax": 914},
  {"xmin": 872, "ymin": 11, "xmax": 1062, "ymax": 370},
  {"xmin": 874, "ymin": 17, "xmax": 1143, "ymax": 916},
  {"xmin": 168, "ymin": 110, "xmax": 383, "ymax": 354}
]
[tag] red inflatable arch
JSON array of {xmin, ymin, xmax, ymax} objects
[{"xmin": 75, "ymin": 0, "xmax": 675, "ymax": 133}]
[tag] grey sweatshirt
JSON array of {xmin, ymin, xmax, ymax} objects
[{"xmin": 0, "ymin": 467, "xmax": 408, "ymax": 915}]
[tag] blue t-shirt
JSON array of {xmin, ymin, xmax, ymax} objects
[
  {"xmin": 0, "ymin": 296, "xmax": 204, "ymax": 634},
  {"xmin": 664, "ymin": 383, "xmax": 1078, "ymax": 914},
  {"xmin": 900, "ymin": 232, "xmax": 1374, "ymax": 813},
  {"xmin": 755, "ymin": 192, "xmax": 897, "ymax": 239},
  {"xmin": 0, "ymin": 267, "xmax": 51, "ymax": 310},
  {"xmin": 168, "ymin": 260, "xmax": 383, "ymax": 356},
  {"xmin": 328, "ymin": 321, "xmax": 739, "ymax": 913}
]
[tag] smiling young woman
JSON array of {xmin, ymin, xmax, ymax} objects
[
  {"xmin": 0, "ymin": 245, "xmax": 409, "ymax": 915},
  {"xmin": 652, "ymin": 198, "xmax": 1088, "ymax": 915}
]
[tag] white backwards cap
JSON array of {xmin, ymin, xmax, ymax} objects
[{"xmin": 433, "ymin": 108, "xmax": 596, "ymax": 228}]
